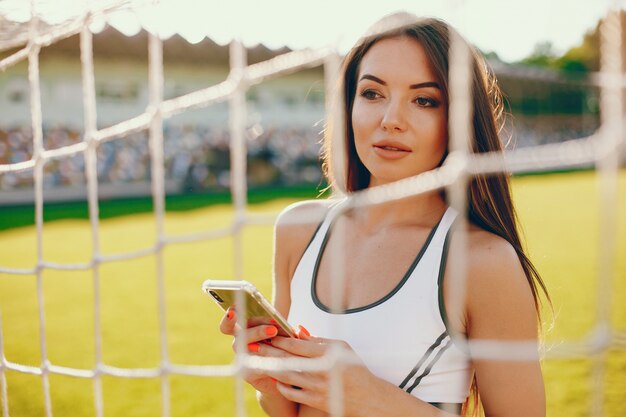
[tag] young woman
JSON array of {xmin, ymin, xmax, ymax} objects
[{"xmin": 220, "ymin": 13, "xmax": 550, "ymax": 417}]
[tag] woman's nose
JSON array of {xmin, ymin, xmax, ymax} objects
[{"xmin": 380, "ymin": 101, "xmax": 407, "ymax": 132}]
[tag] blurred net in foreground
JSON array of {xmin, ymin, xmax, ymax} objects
[{"xmin": 0, "ymin": 1, "xmax": 624, "ymax": 417}]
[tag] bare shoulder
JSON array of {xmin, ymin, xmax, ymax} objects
[
  {"xmin": 275, "ymin": 199, "xmax": 332, "ymax": 231},
  {"xmin": 451, "ymin": 225, "xmax": 538, "ymax": 339},
  {"xmin": 274, "ymin": 199, "xmax": 334, "ymax": 282},
  {"xmin": 465, "ymin": 226, "xmax": 524, "ymax": 282},
  {"xmin": 448, "ymin": 226, "xmax": 527, "ymax": 288}
]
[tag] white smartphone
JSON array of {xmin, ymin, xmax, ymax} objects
[{"xmin": 202, "ymin": 279, "xmax": 297, "ymax": 338}]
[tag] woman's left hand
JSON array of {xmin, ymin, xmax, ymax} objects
[{"xmin": 266, "ymin": 328, "xmax": 385, "ymax": 417}]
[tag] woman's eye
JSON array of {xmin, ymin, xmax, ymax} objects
[
  {"xmin": 360, "ymin": 89, "xmax": 381, "ymax": 100},
  {"xmin": 415, "ymin": 97, "xmax": 437, "ymax": 107}
]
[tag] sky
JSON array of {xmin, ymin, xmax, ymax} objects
[{"xmin": 0, "ymin": 0, "xmax": 618, "ymax": 63}]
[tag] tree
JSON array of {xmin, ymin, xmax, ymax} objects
[
  {"xmin": 556, "ymin": 10, "xmax": 626, "ymax": 73},
  {"xmin": 556, "ymin": 21, "xmax": 600, "ymax": 73},
  {"xmin": 517, "ymin": 10, "xmax": 626, "ymax": 74},
  {"xmin": 520, "ymin": 41, "xmax": 557, "ymax": 68}
]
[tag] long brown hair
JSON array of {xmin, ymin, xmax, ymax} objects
[{"xmin": 321, "ymin": 13, "xmax": 551, "ymax": 416}]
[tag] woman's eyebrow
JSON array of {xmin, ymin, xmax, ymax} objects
[
  {"xmin": 359, "ymin": 74, "xmax": 387, "ymax": 85},
  {"xmin": 409, "ymin": 81, "xmax": 441, "ymax": 90},
  {"xmin": 359, "ymin": 74, "xmax": 440, "ymax": 90}
]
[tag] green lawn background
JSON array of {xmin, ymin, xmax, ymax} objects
[{"xmin": 0, "ymin": 170, "xmax": 624, "ymax": 416}]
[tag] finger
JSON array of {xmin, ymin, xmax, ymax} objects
[
  {"xmin": 249, "ymin": 325, "xmax": 278, "ymax": 343},
  {"xmin": 251, "ymin": 341, "xmax": 292, "ymax": 358},
  {"xmin": 275, "ymin": 381, "xmax": 307, "ymax": 403},
  {"xmin": 295, "ymin": 326, "xmax": 335, "ymax": 345},
  {"xmin": 271, "ymin": 336, "xmax": 327, "ymax": 358},
  {"xmin": 219, "ymin": 307, "xmax": 237, "ymax": 335},
  {"xmin": 232, "ymin": 325, "xmax": 280, "ymax": 351},
  {"xmin": 297, "ymin": 325, "xmax": 311, "ymax": 339},
  {"xmin": 267, "ymin": 368, "xmax": 317, "ymax": 389},
  {"xmin": 275, "ymin": 380, "xmax": 316, "ymax": 406},
  {"xmin": 232, "ymin": 338, "xmax": 266, "ymax": 353},
  {"xmin": 247, "ymin": 317, "xmax": 295, "ymax": 338}
]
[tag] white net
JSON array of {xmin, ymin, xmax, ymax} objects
[{"xmin": 0, "ymin": 1, "xmax": 624, "ymax": 417}]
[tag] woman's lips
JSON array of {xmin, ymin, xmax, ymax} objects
[{"xmin": 372, "ymin": 141, "xmax": 411, "ymax": 159}]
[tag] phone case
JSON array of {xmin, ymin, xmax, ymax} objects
[{"xmin": 202, "ymin": 279, "xmax": 297, "ymax": 337}]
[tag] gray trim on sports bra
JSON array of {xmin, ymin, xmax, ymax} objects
[
  {"xmin": 430, "ymin": 402, "xmax": 462, "ymax": 415},
  {"xmin": 437, "ymin": 219, "xmax": 471, "ymax": 355},
  {"xmin": 310, "ymin": 211, "xmax": 446, "ymax": 314}
]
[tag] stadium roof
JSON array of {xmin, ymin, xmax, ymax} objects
[
  {"xmin": 0, "ymin": 12, "xmax": 577, "ymax": 85},
  {"xmin": 0, "ymin": 16, "xmax": 293, "ymax": 66},
  {"xmin": 0, "ymin": 0, "xmax": 610, "ymax": 63}
]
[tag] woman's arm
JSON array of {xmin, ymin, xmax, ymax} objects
[
  {"xmin": 460, "ymin": 232, "xmax": 546, "ymax": 417},
  {"xmin": 257, "ymin": 200, "xmax": 330, "ymax": 417}
]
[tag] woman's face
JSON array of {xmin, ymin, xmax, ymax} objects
[{"xmin": 351, "ymin": 36, "xmax": 448, "ymax": 188}]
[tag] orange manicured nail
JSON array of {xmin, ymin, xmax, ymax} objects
[
  {"xmin": 247, "ymin": 343, "xmax": 260, "ymax": 353},
  {"xmin": 298, "ymin": 325, "xmax": 310, "ymax": 338},
  {"xmin": 227, "ymin": 309, "xmax": 235, "ymax": 320},
  {"xmin": 265, "ymin": 326, "xmax": 278, "ymax": 337}
]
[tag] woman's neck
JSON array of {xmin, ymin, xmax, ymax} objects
[{"xmin": 349, "ymin": 190, "xmax": 448, "ymax": 234}]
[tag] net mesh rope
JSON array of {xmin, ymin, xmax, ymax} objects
[{"xmin": 0, "ymin": 1, "xmax": 624, "ymax": 417}]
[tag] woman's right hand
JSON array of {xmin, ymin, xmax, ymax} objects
[{"xmin": 219, "ymin": 307, "xmax": 285, "ymax": 395}]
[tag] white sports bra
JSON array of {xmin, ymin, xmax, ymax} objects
[{"xmin": 287, "ymin": 202, "xmax": 473, "ymax": 406}]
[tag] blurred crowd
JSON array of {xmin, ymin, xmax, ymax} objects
[
  {"xmin": 0, "ymin": 116, "xmax": 598, "ymax": 193},
  {"xmin": 0, "ymin": 123, "xmax": 324, "ymax": 192},
  {"xmin": 507, "ymin": 115, "xmax": 599, "ymax": 148}
]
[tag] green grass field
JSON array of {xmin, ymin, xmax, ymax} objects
[{"xmin": 0, "ymin": 170, "xmax": 624, "ymax": 417}]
